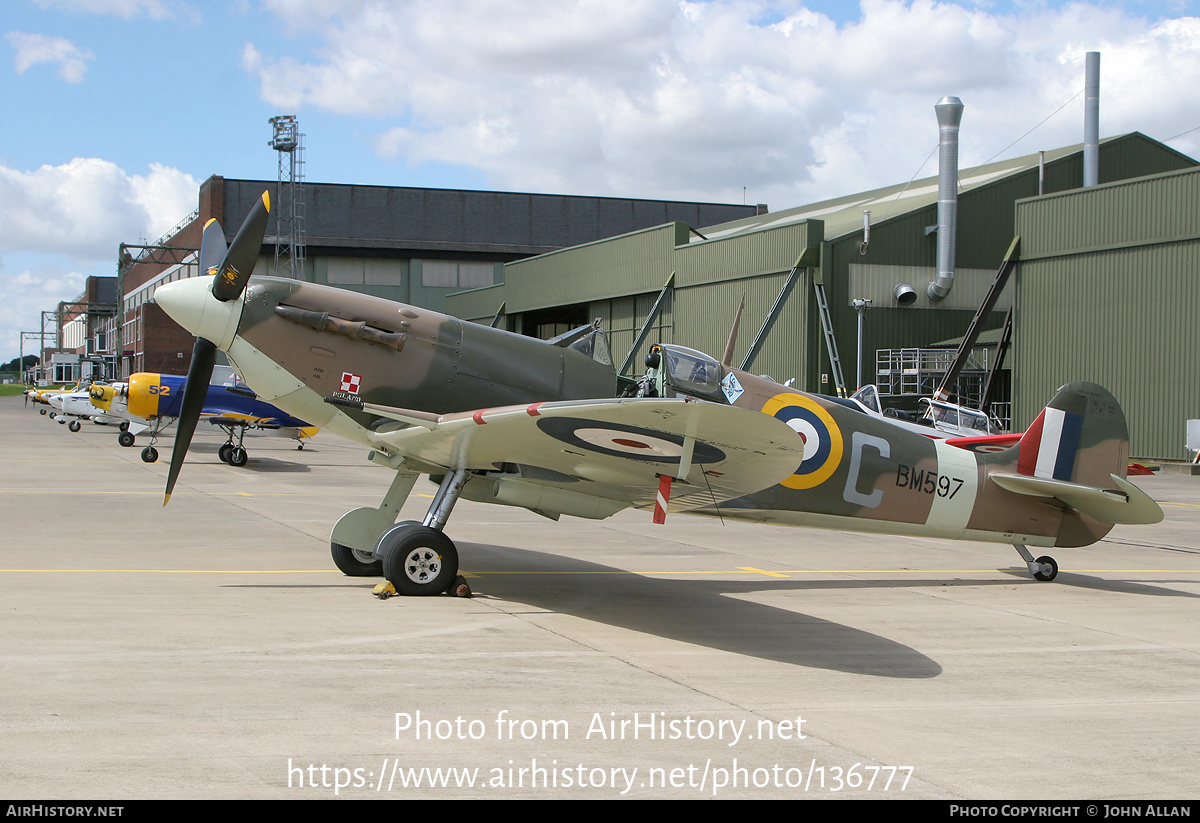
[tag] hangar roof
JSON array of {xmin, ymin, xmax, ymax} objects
[{"xmin": 693, "ymin": 135, "xmax": 1165, "ymax": 244}]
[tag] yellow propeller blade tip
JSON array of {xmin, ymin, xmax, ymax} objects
[
  {"xmin": 261, "ymin": 191, "xmax": 270, "ymax": 212},
  {"xmin": 163, "ymin": 493, "xmax": 172, "ymax": 507}
]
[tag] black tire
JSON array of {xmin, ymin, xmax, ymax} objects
[
  {"xmin": 119, "ymin": 421, "xmax": 129, "ymax": 432},
  {"xmin": 378, "ymin": 525, "xmax": 459, "ymax": 596},
  {"xmin": 218, "ymin": 444, "xmax": 234, "ymax": 464},
  {"xmin": 49, "ymin": 412, "xmax": 57, "ymax": 420},
  {"xmin": 1033, "ymin": 555, "xmax": 1058, "ymax": 582},
  {"xmin": 141, "ymin": 446, "xmax": 159, "ymax": 463},
  {"xmin": 118, "ymin": 431, "xmax": 136, "ymax": 448},
  {"xmin": 229, "ymin": 446, "xmax": 248, "ymax": 467},
  {"xmin": 331, "ymin": 543, "xmax": 383, "ymax": 577},
  {"xmin": 39, "ymin": 408, "xmax": 47, "ymax": 415},
  {"xmin": 68, "ymin": 420, "xmax": 81, "ymax": 432}
]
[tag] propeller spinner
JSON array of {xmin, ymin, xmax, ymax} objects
[{"xmin": 162, "ymin": 191, "xmax": 270, "ymax": 505}]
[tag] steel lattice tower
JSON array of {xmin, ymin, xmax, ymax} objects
[{"xmin": 268, "ymin": 115, "xmax": 306, "ymax": 280}]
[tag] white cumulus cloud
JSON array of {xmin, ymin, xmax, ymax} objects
[
  {"xmin": 0, "ymin": 158, "xmax": 200, "ymax": 264},
  {"xmin": 241, "ymin": 0, "xmax": 1200, "ymax": 206},
  {"xmin": 6, "ymin": 31, "xmax": 94, "ymax": 83}
]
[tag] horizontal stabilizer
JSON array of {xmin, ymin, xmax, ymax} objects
[{"xmin": 990, "ymin": 472, "xmax": 1163, "ymax": 525}]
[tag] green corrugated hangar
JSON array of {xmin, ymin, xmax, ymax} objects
[
  {"xmin": 1013, "ymin": 164, "xmax": 1200, "ymax": 459},
  {"xmin": 446, "ymin": 132, "xmax": 1197, "ymax": 459}
]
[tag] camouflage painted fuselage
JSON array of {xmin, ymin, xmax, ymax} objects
[
  {"xmin": 710, "ymin": 369, "xmax": 1126, "ymax": 548},
  {"xmin": 177, "ymin": 275, "xmax": 1137, "ymax": 551},
  {"xmin": 222, "ymin": 276, "xmax": 614, "ymax": 442}
]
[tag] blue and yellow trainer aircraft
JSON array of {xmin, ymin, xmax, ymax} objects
[{"xmin": 88, "ymin": 371, "xmax": 317, "ymax": 465}]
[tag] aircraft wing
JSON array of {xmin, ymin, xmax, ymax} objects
[
  {"xmin": 203, "ymin": 414, "xmax": 318, "ymax": 441},
  {"xmin": 205, "ymin": 414, "xmax": 276, "ymax": 428},
  {"xmin": 357, "ymin": 397, "xmax": 805, "ymax": 514}
]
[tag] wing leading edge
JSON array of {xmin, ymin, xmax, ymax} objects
[{"xmin": 338, "ymin": 397, "xmax": 806, "ymax": 515}]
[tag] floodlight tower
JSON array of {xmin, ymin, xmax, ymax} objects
[{"xmin": 268, "ymin": 115, "xmax": 306, "ymax": 280}]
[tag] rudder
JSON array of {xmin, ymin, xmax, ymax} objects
[{"xmin": 991, "ymin": 382, "xmax": 1161, "ymax": 546}]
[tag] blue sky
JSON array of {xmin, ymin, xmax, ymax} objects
[{"xmin": 3, "ymin": 0, "xmax": 1200, "ymax": 364}]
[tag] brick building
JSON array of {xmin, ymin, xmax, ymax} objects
[{"xmin": 117, "ymin": 175, "xmax": 760, "ymax": 376}]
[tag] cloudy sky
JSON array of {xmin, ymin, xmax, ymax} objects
[{"xmin": 3, "ymin": 0, "xmax": 1199, "ymax": 365}]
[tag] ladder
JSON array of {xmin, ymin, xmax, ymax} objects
[{"xmin": 813, "ymin": 279, "xmax": 847, "ymax": 397}]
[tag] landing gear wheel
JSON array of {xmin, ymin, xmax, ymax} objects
[
  {"xmin": 331, "ymin": 543, "xmax": 383, "ymax": 577},
  {"xmin": 49, "ymin": 412, "xmax": 57, "ymax": 420},
  {"xmin": 141, "ymin": 446, "xmax": 159, "ymax": 463},
  {"xmin": 218, "ymin": 443, "xmax": 234, "ymax": 464},
  {"xmin": 1033, "ymin": 555, "xmax": 1058, "ymax": 581},
  {"xmin": 39, "ymin": 408, "xmax": 47, "ymax": 415},
  {"xmin": 228, "ymin": 446, "xmax": 248, "ymax": 467},
  {"xmin": 118, "ymin": 431, "xmax": 136, "ymax": 448},
  {"xmin": 119, "ymin": 421, "xmax": 129, "ymax": 432},
  {"xmin": 68, "ymin": 420, "xmax": 81, "ymax": 432},
  {"xmin": 377, "ymin": 525, "xmax": 459, "ymax": 596}
]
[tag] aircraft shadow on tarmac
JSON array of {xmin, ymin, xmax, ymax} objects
[
  {"xmin": 997, "ymin": 568, "xmax": 1200, "ymax": 597},
  {"xmin": 222, "ymin": 544, "xmax": 1198, "ymax": 678},
  {"xmin": 222, "ymin": 544, "xmax": 940, "ymax": 677},
  {"xmin": 451, "ymin": 544, "xmax": 946, "ymax": 679}
]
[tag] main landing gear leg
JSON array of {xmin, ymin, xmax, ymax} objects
[
  {"xmin": 329, "ymin": 470, "xmax": 419, "ymax": 577},
  {"xmin": 218, "ymin": 425, "xmax": 249, "ymax": 467},
  {"xmin": 136, "ymin": 419, "xmax": 165, "ymax": 462},
  {"xmin": 376, "ymin": 469, "xmax": 470, "ymax": 596},
  {"xmin": 1013, "ymin": 544, "xmax": 1058, "ymax": 581}
]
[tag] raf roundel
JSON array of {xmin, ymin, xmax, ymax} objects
[
  {"xmin": 536, "ymin": 417, "xmax": 726, "ymax": 465},
  {"xmin": 761, "ymin": 393, "xmax": 844, "ymax": 489}
]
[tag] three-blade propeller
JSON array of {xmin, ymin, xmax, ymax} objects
[{"xmin": 163, "ymin": 191, "xmax": 270, "ymax": 505}]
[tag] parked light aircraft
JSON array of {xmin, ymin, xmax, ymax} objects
[
  {"xmin": 154, "ymin": 193, "xmax": 1162, "ymax": 595},
  {"xmin": 47, "ymin": 384, "xmax": 125, "ymax": 431},
  {"xmin": 26, "ymin": 381, "xmax": 91, "ymax": 413},
  {"xmin": 88, "ymin": 371, "xmax": 317, "ymax": 464}
]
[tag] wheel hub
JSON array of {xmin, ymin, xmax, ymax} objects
[{"xmin": 404, "ymin": 548, "xmax": 442, "ymax": 584}]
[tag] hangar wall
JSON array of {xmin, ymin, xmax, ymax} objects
[
  {"xmin": 1013, "ymin": 165, "xmax": 1200, "ymax": 459},
  {"xmin": 453, "ymin": 133, "xmax": 1194, "ymax": 401}
]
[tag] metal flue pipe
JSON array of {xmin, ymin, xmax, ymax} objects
[
  {"xmin": 927, "ymin": 96, "xmax": 964, "ymax": 302},
  {"xmin": 1084, "ymin": 51, "xmax": 1100, "ymax": 187}
]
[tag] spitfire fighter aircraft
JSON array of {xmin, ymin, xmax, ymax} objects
[
  {"xmin": 87, "ymin": 371, "xmax": 317, "ymax": 464},
  {"xmin": 154, "ymin": 193, "xmax": 1162, "ymax": 596}
]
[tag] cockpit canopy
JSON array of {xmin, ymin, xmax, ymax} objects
[
  {"xmin": 919, "ymin": 397, "xmax": 995, "ymax": 433},
  {"xmin": 657, "ymin": 344, "xmax": 727, "ymax": 403}
]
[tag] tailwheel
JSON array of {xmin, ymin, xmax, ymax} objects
[
  {"xmin": 1014, "ymin": 544, "xmax": 1059, "ymax": 582},
  {"xmin": 377, "ymin": 524, "xmax": 459, "ymax": 596},
  {"xmin": 331, "ymin": 543, "xmax": 383, "ymax": 577},
  {"xmin": 1033, "ymin": 555, "xmax": 1058, "ymax": 582}
]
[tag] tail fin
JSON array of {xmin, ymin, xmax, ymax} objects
[{"xmin": 990, "ymin": 383, "xmax": 1162, "ymax": 543}]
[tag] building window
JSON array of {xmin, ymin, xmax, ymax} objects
[
  {"xmin": 420, "ymin": 260, "xmax": 495, "ymax": 289},
  {"xmin": 327, "ymin": 258, "xmax": 364, "ymax": 284}
]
